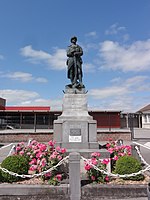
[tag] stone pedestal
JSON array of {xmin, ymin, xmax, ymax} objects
[{"xmin": 54, "ymin": 88, "xmax": 99, "ymax": 149}]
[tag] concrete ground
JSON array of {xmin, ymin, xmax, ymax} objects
[{"xmin": 114, "ymin": 199, "xmax": 147, "ymax": 200}]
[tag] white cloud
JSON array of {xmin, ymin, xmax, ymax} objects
[
  {"xmin": 20, "ymin": 45, "xmax": 51, "ymax": 60},
  {"xmin": 85, "ymin": 31, "xmax": 97, "ymax": 38},
  {"xmin": 0, "ymin": 89, "xmax": 39, "ymax": 105},
  {"xmin": 49, "ymin": 48, "xmax": 67, "ymax": 70},
  {"xmin": 0, "ymin": 89, "xmax": 63, "ymax": 109},
  {"xmin": 125, "ymin": 76, "xmax": 148, "ymax": 88},
  {"xmin": 83, "ymin": 63, "xmax": 96, "ymax": 72},
  {"xmin": 21, "ymin": 45, "xmax": 97, "ymax": 73},
  {"xmin": 33, "ymin": 98, "xmax": 62, "ymax": 110},
  {"xmin": 105, "ymin": 23, "xmax": 126, "ymax": 35},
  {"xmin": 35, "ymin": 77, "xmax": 48, "ymax": 83},
  {"xmin": 20, "ymin": 45, "xmax": 67, "ymax": 70},
  {"xmin": 3, "ymin": 71, "xmax": 33, "ymax": 82},
  {"xmin": 110, "ymin": 77, "xmax": 121, "ymax": 83},
  {"xmin": 99, "ymin": 39, "xmax": 150, "ymax": 72},
  {"xmin": 0, "ymin": 71, "xmax": 48, "ymax": 83},
  {"xmin": 89, "ymin": 75, "xmax": 150, "ymax": 112},
  {"xmin": 89, "ymin": 86, "xmax": 129, "ymax": 99}
]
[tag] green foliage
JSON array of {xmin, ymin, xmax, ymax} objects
[
  {"xmin": 114, "ymin": 155, "xmax": 144, "ymax": 181},
  {"xmin": 1, "ymin": 155, "xmax": 29, "ymax": 183},
  {"xmin": 0, "ymin": 166, "xmax": 4, "ymax": 182}
]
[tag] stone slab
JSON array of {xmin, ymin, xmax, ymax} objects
[
  {"xmin": 58, "ymin": 93, "xmax": 92, "ymax": 120},
  {"xmin": 66, "ymin": 148, "xmax": 110, "ymax": 159},
  {"xmin": 56, "ymin": 142, "xmax": 99, "ymax": 150},
  {"xmin": 0, "ymin": 184, "xmax": 147, "ymax": 200}
]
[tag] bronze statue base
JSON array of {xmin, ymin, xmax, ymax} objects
[{"xmin": 64, "ymin": 84, "xmax": 87, "ymax": 94}]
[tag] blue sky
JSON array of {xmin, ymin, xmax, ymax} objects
[{"xmin": 0, "ymin": 0, "xmax": 150, "ymax": 112}]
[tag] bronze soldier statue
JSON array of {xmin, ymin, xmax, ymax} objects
[{"xmin": 66, "ymin": 36, "xmax": 84, "ymax": 88}]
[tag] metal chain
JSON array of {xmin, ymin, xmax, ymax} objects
[
  {"xmin": 0, "ymin": 156, "xmax": 69, "ymax": 178},
  {"xmin": 0, "ymin": 143, "xmax": 14, "ymax": 151},
  {"xmin": 135, "ymin": 145, "xmax": 150, "ymax": 166},
  {"xmin": 81, "ymin": 155, "xmax": 150, "ymax": 178}
]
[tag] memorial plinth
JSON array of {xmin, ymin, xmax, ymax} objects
[{"xmin": 54, "ymin": 88, "xmax": 99, "ymax": 149}]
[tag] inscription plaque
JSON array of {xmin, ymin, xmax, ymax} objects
[
  {"xmin": 69, "ymin": 128, "xmax": 82, "ymax": 142},
  {"xmin": 70, "ymin": 128, "xmax": 81, "ymax": 136}
]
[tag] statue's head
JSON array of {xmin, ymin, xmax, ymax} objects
[{"xmin": 71, "ymin": 36, "xmax": 77, "ymax": 43}]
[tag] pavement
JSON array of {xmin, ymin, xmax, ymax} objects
[{"xmin": 89, "ymin": 198, "xmax": 148, "ymax": 200}]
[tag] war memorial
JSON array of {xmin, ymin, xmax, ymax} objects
[
  {"xmin": 54, "ymin": 36, "xmax": 99, "ymax": 151},
  {"xmin": 0, "ymin": 37, "xmax": 149, "ymax": 200}
]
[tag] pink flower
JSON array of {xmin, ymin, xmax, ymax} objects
[
  {"xmin": 30, "ymin": 140, "xmax": 38, "ymax": 145},
  {"xmin": 57, "ymin": 155, "xmax": 62, "ymax": 161},
  {"xmin": 37, "ymin": 158, "xmax": 41, "ymax": 165},
  {"xmin": 106, "ymin": 143, "xmax": 111, "ymax": 148},
  {"xmin": 16, "ymin": 146, "xmax": 21, "ymax": 151},
  {"xmin": 48, "ymin": 140, "xmax": 55, "ymax": 147},
  {"xmin": 105, "ymin": 176, "xmax": 109, "ymax": 182},
  {"xmin": 91, "ymin": 152, "xmax": 101, "ymax": 157},
  {"xmin": 118, "ymin": 152, "xmax": 125, "ymax": 157},
  {"xmin": 29, "ymin": 158, "xmax": 37, "ymax": 165},
  {"xmin": 114, "ymin": 146, "xmax": 120, "ymax": 151},
  {"xmin": 61, "ymin": 148, "xmax": 66, "ymax": 154},
  {"xmin": 37, "ymin": 166, "xmax": 42, "ymax": 172},
  {"xmin": 56, "ymin": 146, "xmax": 61, "ymax": 152},
  {"xmin": 38, "ymin": 144, "xmax": 47, "ymax": 151},
  {"xmin": 41, "ymin": 158, "xmax": 46, "ymax": 167},
  {"xmin": 36, "ymin": 152, "xmax": 43, "ymax": 158},
  {"xmin": 91, "ymin": 176, "xmax": 96, "ymax": 181},
  {"xmin": 101, "ymin": 158, "xmax": 110, "ymax": 165},
  {"xmin": 126, "ymin": 145, "xmax": 131, "ymax": 150},
  {"xmin": 91, "ymin": 158, "xmax": 98, "ymax": 165},
  {"xmin": 18, "ymin": 142, "xmax": 25, "ymax": 146},
  {"xmin": 45, "ymin": 172, "xmax": 51, "ymax": 178},
  {"xmin": 50, "ymin": 152, "xmax": 57, "ymax": 159},
  {"xmin": 29, "ymin": 165, "xmax": 37, "ymax": 171},
  {"xmin": 85, "ymin": 163, "xmax": 91, "ymax": 171},
  {"xmin": 107, "ymin": 148, "xmax": 114, "ymax": 154},
  {"xmin": 113, "ymin": 155, "xmax": 119, "ymax": 161},
  {"xmin": 19, "ymin": 151, "xmax": 24, "ymax": 155},
  {"xmin": 56, "ymin": 174, "xmax": 62, "ymax": 181},
  {"xmin": 33, "ymin": 146, "xmax": 38, "ymax": 150}
]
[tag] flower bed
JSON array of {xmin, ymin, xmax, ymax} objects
[
  {"xmin": 84, "ymin": 138, "xmax": 149, "ymax": 184},
  {"xmin": 0, "ymin": 138, "xmax": 149, "ymax": 186},
  {"xmin": 0, "ymin": 140, "xmax": 67, "ymax": 185}
]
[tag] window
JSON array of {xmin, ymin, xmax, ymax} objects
[
  {"xmin": 148, "ymin": 114, "xmax": 150, "ymax": 123},
  {"xmin": 143, "ymin": 115, "xmax": 147, "ymax": 123}
]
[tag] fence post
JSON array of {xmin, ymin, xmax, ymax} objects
[
  {"xmin": 69, "ymin": 152, "xmax": 81, "ymax": 200},
  {"xmin": 131, "ymin": 144, "xmax": 140, "ymax": 161},
  {"xmin": 147, "ymin": 183, "xmax": 150, "ymax": 200}
]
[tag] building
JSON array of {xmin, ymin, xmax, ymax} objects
[
  {"xmin": 0, "ymin": 97, "xmax": 133, "ymax": 142},
  {"xmin": 0, "ymin": 97, "xmax": 122, "ymax": 129},
  {"xmin": 137, "ymin": 104, "xmax": 150, "ymax": 128}
]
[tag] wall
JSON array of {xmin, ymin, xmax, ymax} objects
[{"xmin": 0, "ymin": 130, "xmax": 131, "ymax": 143}]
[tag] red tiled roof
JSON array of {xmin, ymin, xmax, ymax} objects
[{"xmin": 5, "ymin": 106, "xmax": 50, "ymax": 111}]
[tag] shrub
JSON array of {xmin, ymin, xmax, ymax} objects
[
  {"xmin": 114, "ymin": 155, "xmax": 144, "ymax": 181},
  {"xmin": 1, "ymin": 155, "xmax": 29, "ymax": 183}
]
